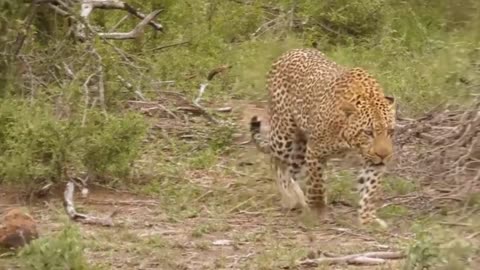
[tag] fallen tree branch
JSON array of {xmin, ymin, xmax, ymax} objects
[
  {"xmin": 43, "ymin": 0, "xmax": 163, "ymax": 41},
  {"xmin": 97, "ymin": 9, "xmax": 162, "ymax": 40},
  {"xmin": 63, "ymin": 181, "xmax": 117, "ymax": 226},
  {"xmin": 43, "ymin": 0, "xmax": 163, "ymax": 31},
  {"xmin": 289, "ymin": 251, "xmax": 405, "ymax": 268},
  {"xmin": 187, "ymin": 64, "xmax": 232, "ymax": 123},
  {"xmin": 83, "ymin": 0, "xmax": 163, "ymax": 31}
]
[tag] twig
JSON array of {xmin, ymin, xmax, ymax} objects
[
  {"xmin": 216, "ymin": 107, "xmax": 232, "ymax": 113},
  {"xmin": 85, "ymin": 199, "xmax": 158, "ymax": 206},
  {"xmin": 152, "ymin": 40, "xmax": 190, "ymax": 51},
  {"xmin": 467, "ymin": 231, "xmax": 480, "ymax": 239},
  {"xmin": 290, "ymin": 251, "xmax": 405, "ymax": 268},
  {"xmin": 109, "ymin": 14, "xmax": 129, "ymax": 32},
  {"xmin": 194, "ymin": 83, "xmax": 208, "ymax": 105},
  {"xmin": 13, "ymin": 0, "xmax": 38, "ymax": 57},
  {"xmin": 44, "ymin": 0, "xmax": 163, "ymax": 31},
  {"xmin": 438, "ymin": 221, "xmax": 472, "ymax": 227},
  {"xmin": 227, "ymin": 197, "xmax": 256, "ymax": 213},
  {"xmin": 90, "ymin": 47, "xmax": 106, "ymax": 113},
  {"xmin": 97, "ymin": 10, "xmax": 162, "ymax": 40},
  {"xmin": 81, "ymin": 73, "xmax": 96, "ymax": 127},
  {"xmin": 189, "ymin": 64, "xmax": 231, "ymax": 123},
  {"xmin": 48, "ymin": 3, "xmax": 69, "ymax": 15}
]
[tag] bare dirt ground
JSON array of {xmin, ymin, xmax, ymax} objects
[
  {"xmin": 1, "ymin": 100, "xmax": 479, "ymax": 269},
  {"xmin": 0, "ymin": 185, "xmax": 406, "ymax": 270}
]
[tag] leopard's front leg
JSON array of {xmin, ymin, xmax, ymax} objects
[
  {"xmin": 304, "ymin": 143, "xmax": 328, "ymax": 217},
  {"xmin": 357, "ymin": 162, "xmax": 387, "ymax": 228}
]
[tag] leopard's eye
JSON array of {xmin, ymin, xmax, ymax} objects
[{"xmin": 363, "ymin": 129, "xmax": 374, "ymax": 136}]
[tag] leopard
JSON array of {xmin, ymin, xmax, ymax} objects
[{"xmin": 250, "ymin": 48, "xmax": 396, "ymax": 228}]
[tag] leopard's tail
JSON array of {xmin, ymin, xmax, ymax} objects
[{"xmin": 250, "ymin": 116, "xmax": 271, "ymax": 154}]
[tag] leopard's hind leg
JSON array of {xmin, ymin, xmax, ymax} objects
[{"xmin": 271, "ymin": 130, "xmax": 308, "ymax": 210}]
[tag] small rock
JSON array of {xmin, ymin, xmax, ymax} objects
[
  {"xmin": 0, "ymin": 208, "xmax": 39, "ymax": 249},
  {"xmin": 212, "ymin": 239, "xmax": 233, "ymax": 246}
]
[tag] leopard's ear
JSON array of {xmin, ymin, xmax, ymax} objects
[{"xmin": 339, "ymin": 100, "xmax": 357, "ymax": 117}]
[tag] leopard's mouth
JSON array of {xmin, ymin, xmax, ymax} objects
[{"xmin": 371, "ymin": 161, "xmax": 385, "ymax": 167}]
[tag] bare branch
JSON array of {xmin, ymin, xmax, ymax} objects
[
  {"xmin": 81, "ymin": 73, "xmax": 96, "ymax": 127},
  {"xmin": 44, "ymin": 0, "xmax": 163, "ymax": 41},
  {"xmin": 85, "ymin": 0, "xmax": 163, "ymax": 31},
  {"xmin": 12, "ymin": 1, "xmax": 38, "ymax": 57},
  {"xmin": 97, "ymin": 9, "xmax": 162, "ymax": 40}
]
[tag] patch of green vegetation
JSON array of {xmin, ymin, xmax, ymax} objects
[
  {"xmin": 0, "ymin": 99, "xmax": 147, "ymax": 188},
  {"xmin": 245, "ymin": 242, "xmax": 307, "ymax": 269},
  {"xmin": 384, "ymin": 176, "xmax": 418, "ymax": 196},
  {"xmin": 82, "ymin": 111, "xmax": 148, "ymax": 181},
  {"xmin": 379, "ymin": 205, "xmax": 410, "ymax": 219},
  {"xmin": 193, "ymin": 240, "xmax": 211, "ymax": 251},
  {"xmin": 327, "ymin": 170, "xmax": 357, "ymax": 205},
  {"xmin": 464, "ymin": 192, "xmax": 480, "ymax": 208},
  {"xmin": 403, "ymin": 222, "xmax": 477, "ymax": 270},
  {"xmin": 140, "ymin": 178, "xmax": 205, "ymax": 219},
  {"xmin": 187, "ymin": 148, "xmax": 219, "ymax": 170},
  {"xmin": 191, "ymin": 220, "xmax": 232, "ymax": 238},
  {"xmin": 18, "ymin": 224, "xmax": 102, "ymax": 270}
]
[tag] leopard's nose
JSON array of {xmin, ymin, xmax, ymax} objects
[
  {"xmin": 375, "ymin": 149, "xmax": 390, "ymax": 160},
  {"xmin": 372, "ymin": 137, "xmax": 393, "ymax": 162}
]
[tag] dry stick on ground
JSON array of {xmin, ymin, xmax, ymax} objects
[
  {"xmin": 178, "ymin": 64, "xmax": 233, "ymax": 124},
  {"xmin": 290, "ymin": 251, "xmax": 405, "ymax": 268},
  {"xmin": 63, "ymin": 181, "xmax": 118, "ymax": 226}
]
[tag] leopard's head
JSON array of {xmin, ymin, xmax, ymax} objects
[{"xmin": 335, "ymin": 68, "xmax": 396, "ymax": 165}]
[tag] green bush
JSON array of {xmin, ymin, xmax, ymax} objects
[
  {"xmin": 82, "ymin": 111, "xmax": 148, "ymax": 180},
  {"xmin": 0, "ymin": 99, "xmax": 76, "ymax": 185},
  {"xmin": 299, "ymin": 0, "xmax": 387, "ymax": 44},
  {"xmin": 0, "ymin": 99, "xmax": 147, "ymax": 187},
  {"xmin": 18, "ymin": 224, "xmax": 98, "ymax": 270},
  {"xmin": 404, "ymin": 224, "xmax": 475, "ymax": 270}
]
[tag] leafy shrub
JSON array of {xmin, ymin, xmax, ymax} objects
[
  {"xmin": 404, "ymin": 224, "xmax": 475, "ymax": 270},
  {"xmin": 299, "ymin": 0, "xmax": 387, "ymax": 44},
  {"xmin": 0, "ymin": 99, "xmax": 147, "ymax": 187},
  {"xmin": 18, "ymin": 224, "xmax": 98, "ymax": 270},
  {"xmin": 0, "ymin": 99, "xmax": 76, "ymax": 185},
  {"xmin": 82, "ymin": 111, "xmax": 148, "ymax": 180}
]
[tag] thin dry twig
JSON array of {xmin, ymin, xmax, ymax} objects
[
  {"xmin": 97, "ymin": 10, "xmax": 162, "ymax": 40},
  {"xmin": 289, "ymin": 251, "xmax": 405, "ymax": 268}
]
